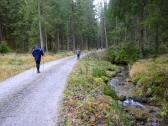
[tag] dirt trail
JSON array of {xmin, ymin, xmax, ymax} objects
[{"xmin": 0, "ymin": 56, "xmax": 77, "ymax": 126}]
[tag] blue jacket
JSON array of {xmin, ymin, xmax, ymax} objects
[
  {"xmin": 32, "ymin": 47, "xmax": 44, "ymax": 62},
  {"xmin": 76, "ymin": 49, "xmax": 81, "ymax": 55}
]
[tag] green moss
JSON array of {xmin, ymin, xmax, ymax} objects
[
  {"xmin": 92, "ymin": 67, "xmax": 106, "ymax": 77},
  {"xmin": 138, "ymin": 75, "xmax": 152, "ymax": 85},
  {"xmin": 106, "ymin": 71, "xmax": 116, "ymax": 77},
  {"xmin": 101, "ymin": 76, "xmax": 109, "ymax": 83},
  {"xmin": 93, "ymin": 77, "xmax": 105, "ymax": 85},
  {"xmin": 104, "ymin": 85, "xmax": 119, "ymax": 100},
  {"xmin": 161, "ymin": 101, "xmax": 168, "ymax": 121}
]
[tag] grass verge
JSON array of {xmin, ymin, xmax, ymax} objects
[
  {"xmin": 130, "ymin": 54, "xmax": 168, "ymax": 121},
  {"xmin": 0, "ymin": 51, "xmax": 74, "ymax": 81},
  {"xmin": 61, "ymin": 52, "xmax": 133, "ymax": 126}
]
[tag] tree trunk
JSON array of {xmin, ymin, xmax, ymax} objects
[
  {"xmin": 81, "ymin": 35, "xmax": 84, "ymax": 50},
  {"xmin": 57, "ymin": 32, "xmax": 60, "ymax": 51},
  {"xmin": 104, "ymin": 3, "xmax": 108, "ymax": 49},
  {"xmin": 139, "ymin": 0, "xmax": 145, "ymax": 56},
  {"xmin": 0, "ymin": 24, "xmax": 3, "ymax": 41},
  {"xmin": 45, "ymin": 29, "xmax": 48, "ymax": 52},
  {"xmin": 104, "ymin": 21, "xmax": 108, "ymax": 48},
  {"xmin": 100, "ymin": 20, "xmax": 104, "ymax": 48},
  {"xmin": 115, "ymin": 16, "xmax": 118, "ymax": 45},
  {"xmin": 86, "ymin": 37, "xmax": 89, "ymax": 50},
  {"xmin": 155, "ymin": 23, "xmax": 159, "ymax": 55},
  {"xmin": 0, "ymin": 24, "xmax": 6, "ymax": 42},
  {"xmin": 38, "ymin": 0, "xmax": 44, "ymax": 49},
  {"xmin": 67, "ymin": 21, "xmax": 70, "ymax": 51},
  {"xmin": 72, "ymin": 34, "xmax": 75, "ymax": 51}
]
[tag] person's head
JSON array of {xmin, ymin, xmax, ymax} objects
[{"xmin": 36, "ymin": 43, "xmax": 41, "ymax": 48}]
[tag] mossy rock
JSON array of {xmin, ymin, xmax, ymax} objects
[
  {"xmin": 106, "ymin": 71, "xmax": 116, "ymax": 77},
  {"xmin": 124, "ymin": 107, "xmax": 149, "ymax": 121},
  {"xmin": 118, "ymin": 95, "xmax": 127, "ymax": 101},
  {"xmin": 101, "ymin": 76, "xmax": 109, "ymax": 83},
  {"xmin": 94, "ymin": 77, "xmax": 105, "ymax": 85}
]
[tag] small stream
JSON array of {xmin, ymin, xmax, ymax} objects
[{"xmin": 109, "ymin": 66, "xmax": 164, "ymax": 126}]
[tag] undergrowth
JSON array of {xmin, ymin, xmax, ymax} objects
[
  {"xmin": 107, "ymin": 42, "xmax": 140, "ymax": 64},
  {"xmin": 130, "ymin": 54, "xmax": 168, "ymax": 121},
  {"xmin": 0, "ymin": 42, "xmax": 11, "ymax": 54},
  {"xmin": 62, "ymin": 52, "xmax": 134, "ymax": 126}
]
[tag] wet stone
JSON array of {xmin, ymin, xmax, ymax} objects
[
  {"xmin": 108, "ymin": 66, "xmax": 164, "ymax": 126},
  {"xmin": 149, "ymin": 108, "xmax": 156, "ymax": 113},
  {"xmin": 118, "ymin": 95, "xmax": 126, "ymax": 101},
  {"xmin": 109, "ymin": 79, "xmax": 120, "ymax": 86},
  {"xmin": 126, "ymin": 78, "xmax": 132, "ymax": 82},
  {"xmin": 147, "ymin": 118, "xmax": 160, "ymax": 126}
]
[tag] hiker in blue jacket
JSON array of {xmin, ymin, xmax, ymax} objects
[
  {"xmin": 76, "ymin": 48, "xmax": 81, "ymax": 59},
  {"xmin": 32, "ymin": 44, "xmax": 44, "ymax": 73}
]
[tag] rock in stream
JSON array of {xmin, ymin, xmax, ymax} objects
[{"xmin": 109, "ymin": 66, "xmax": 165, "ymax": 126}]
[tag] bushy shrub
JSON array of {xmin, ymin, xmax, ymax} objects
[
  {"xmin": 107, "ymin": 47, "xmax": 116, "ymax": 63},
  {"xmin": 108, "ymin": 42, "xmax": 140, "ymax": 64},
  {"xmin": 0, "ymin": 42, "xmax": 11, "ymax": 53},
  {"xmin": 143, "ymin": 48, "xmax": 155, "ymax": 57},
  {"xmin": 158, "ymin": 43, "xmax": 168, "ymax": 54},
  {"xmin": 121, "ymin": 42, "xmax": 140, "ymax": 63},
  {"xmin": 115, "ymin": 47, "xmax": 128, "ymax": 64}
]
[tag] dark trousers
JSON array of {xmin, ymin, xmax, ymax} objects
[
  {"xmin": 36, "ymin": 61, "xmax": 40, "ymax": 72},
  {"xmin": 77, "ymin": 54, "xmax": 80, "ymax": 59}
]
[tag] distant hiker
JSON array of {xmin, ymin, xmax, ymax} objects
[
  {"xmin": 76, "ymin": 48, "xmax": 81, "ymax": 59},
  {"xmin": 32, "ymin": 44, "xmax": 44, "ymax": 73}
]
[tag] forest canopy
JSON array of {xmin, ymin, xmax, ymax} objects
[
  {"xmin": 0, "ymin": 0, "xmax": 168, "ymax": 55},
  {"xmin": 0, "ymin": 0, "xmax": 98, "ymax": 52},
  {"xmin": 104, "ymin": 0, "xmax": 168, "ymax": 56}
]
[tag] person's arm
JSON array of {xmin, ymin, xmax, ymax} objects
[
  {"xmin": 32, "ymin": 49, "xmax": 35, "ymax": 57},
  {"xmin": 41, "ymin": 49, "xmax": 44, "ymax": 56}
]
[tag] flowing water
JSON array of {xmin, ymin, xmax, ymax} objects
[
  {"xmin": 123, "ymin": 98, "xmax": 144, "ymax": 108},
  {"xmin": 109, "ymin": 66, "xmax": 165, "ymax": 126}
]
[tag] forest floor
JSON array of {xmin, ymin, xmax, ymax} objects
[
  {"xmin": 0, "ymin": 55, "xmax": 77, "ymax": 126},
  {"xmin": 60, "ymin": 52, "xmax": 168, "ymax": 126},
  {"xmin": 0, "ymin": 51, "xmax": 74, "ymax": 81},
  {"xmin": 59, "ymin": 51, "xmax": 133, "ymax": 126}
]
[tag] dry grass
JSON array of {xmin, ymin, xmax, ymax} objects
[
  {"xmin": 0, "ymin": 52, "xmax": 73, "ymax": 81},
  {"xmin": 130, "ymin": 60, "xmax": 151, "ymax": 78},
  {"xmin": 129, "ymin": 54, "xmax": 168, "ymax": 121},
  {"xmin": 130, "ymin": 54, "xmax": 168, "ymax": 84}
]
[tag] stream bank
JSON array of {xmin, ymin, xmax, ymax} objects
[{"xmin": 109, "ymin": 66, "xmax": 166, "ymax": 126}]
